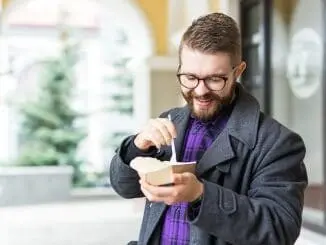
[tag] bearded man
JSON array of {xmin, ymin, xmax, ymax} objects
[{"xmin": 109, "ymin": 12, "xmax": 308, "ymax": 245}]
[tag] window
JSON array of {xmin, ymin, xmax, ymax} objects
[
  {"xmin": 0, "ymin": 0, "xmax": 152, "ymax": 186},
  {"xmin": 271, "ymin": 0, "xmax": 326, "ymax": 233}
]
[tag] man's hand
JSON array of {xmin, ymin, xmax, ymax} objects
[
  {"xmin": 139, "ymin": 172, "xmax": 203, "ymax": 205},
  {"xmin": 134, "ymin": 118, "xmax": 177, "ymax": 151}
]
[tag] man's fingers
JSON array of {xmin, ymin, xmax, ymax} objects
[
  {"xmin": 140, "ymin": 173, "xmax": 201, "ymax": 204},
  {"xmin": 142, "ymin": 129, "xmax": 163, "ymax": 149},
  {"xmin": 172, "ymin": 174, "xmax": 183, "ymax": 185},
  {"xmin": 172, "ymin": 172, "xmax": 193, "ymax": 185},
  {"xmin": 160, "ymin": 118, "xmax": 177, "ymax": 139},
  {"xmin": 134, "ymin": 116, "xmax": 177, "ymax": 151},
  {"xmin": 140, "ymin": 118, "xmax": 177, "ymax": 150},
  {"xmin": 140, "ymin": 179, "xmax": 176, "ymax": 198},
  {"xmin": 141, "ymin": 186, "xmax": 157, "ymax": 202},
  {"xmin": 150, "ymin": 120, "xmax": 173, "ymax": 145},
  {"xmin": 151, "ymin": 119, "xmax": 177, "ymax": 145}
]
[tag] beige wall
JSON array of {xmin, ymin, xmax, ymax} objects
[
  {"xmin": 147, "ymin": 57, "xmax": 182, "ymax": 118},
  {"xmin": 150, "ymin": 70, "xmax": 181, "ymax": 117}
]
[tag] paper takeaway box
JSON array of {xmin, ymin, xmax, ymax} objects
[{"xmin": 130, "ymin": 157, "xmax": 196, "ymax": 186}]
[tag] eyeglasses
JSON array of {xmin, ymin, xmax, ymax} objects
[{"xmin": 176, "ymin": 66, "xmax": 237, "ymax": 91}]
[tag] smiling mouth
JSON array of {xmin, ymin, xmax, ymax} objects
[{"xmin": 194, "ymin": 98, "xmax": 213, "ymax": 108}]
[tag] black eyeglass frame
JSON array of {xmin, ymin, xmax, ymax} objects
[{"xmin": 176, "ymin": 65, "xmax": 237, "ymax": 91}]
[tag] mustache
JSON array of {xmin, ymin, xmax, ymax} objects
[
  {"xmin": 190, "ymin": 92, "xmax": 219, "ymax": 101},
  {"xmin": 193, "ymin": 94, "xmax": 215, "ymax": 100}
]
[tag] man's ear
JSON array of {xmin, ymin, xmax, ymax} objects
[{"xmin": 235, "ymin": 61, "xmax": 247, "ymax": 78}]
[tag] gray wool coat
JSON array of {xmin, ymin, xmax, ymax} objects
[{"xmin": 109, "ymin": 84, "xmax": 308, "ymax": 245}]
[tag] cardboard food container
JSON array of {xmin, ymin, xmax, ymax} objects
[{"xmin": 130, "ymin": 156, "xmax": 196, "ymax": 186}]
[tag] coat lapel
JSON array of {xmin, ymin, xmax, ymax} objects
[
  {"xmin": 143, "ymin": 202, "xmax": 166, "ymax": 245},
  {"xmin": 196, "ymin": 129, "xmax": 235, "ymax": 176}
]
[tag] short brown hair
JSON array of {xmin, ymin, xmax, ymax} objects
[{"xmin": 179, "ymin": 12, "xmax": 241, "ymax": 66}]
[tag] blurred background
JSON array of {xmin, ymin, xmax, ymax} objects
[{"xmin": 0, "ymin": 0, "xmax": 325, "ymax": 244}]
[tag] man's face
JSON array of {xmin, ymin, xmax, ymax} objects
[{"xmin": 179, "ymin": 46, "xmax": 242, "ymax": 121}]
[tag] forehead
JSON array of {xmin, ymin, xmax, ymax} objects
[{"xmin": 180, "ymin": 46, "xmax": 232, "ymax": 75}]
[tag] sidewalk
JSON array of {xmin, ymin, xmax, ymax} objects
[
  {"xmin": 0, "ymin": 197, "xmax": 143, "ymax": 245},
  {"xmin": 1, "ymin": 193, "xmax": 324, "ymax": 245}
]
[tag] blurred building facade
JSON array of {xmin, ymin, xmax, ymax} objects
[
  {"xmin": 238, "ymin": 0, "xmax": 326, "ymax": 243},
  {"xmin": 0, "ymin": 0, "xmax": 325, "ymax": 244},
  {"xmin": 222, "ymin": 0, "xmax": 325, "ymax": 243}
]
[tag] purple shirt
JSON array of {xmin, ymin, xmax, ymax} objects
[{"xmin": 160, "ymin": 111, "xmax": 230, "ymax": 245}]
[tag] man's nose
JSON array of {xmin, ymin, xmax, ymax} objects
[{"xmin": 194, "ymin": 79, "xmax": 210, "ymax": 96}]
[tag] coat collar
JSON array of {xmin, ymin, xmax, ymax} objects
[{"xmin": 226, "ymin": 83, "xmax": 260, "ymax": 149}]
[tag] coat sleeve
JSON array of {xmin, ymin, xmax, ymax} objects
[
  {"xmin": 188, "ymin": 125, "xmax": 308, "ymax": 245},
  {"xmin": 109, "ymin": 135, "xmax": 146, "ymax": 199},
  {"xmin": 109, "ymin": 110, "xmax": 171, "ymax": 199}
]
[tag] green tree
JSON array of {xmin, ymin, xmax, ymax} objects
[{"xmin": 16, "ymin": 32, "xmax": 85, "ymax": 185}]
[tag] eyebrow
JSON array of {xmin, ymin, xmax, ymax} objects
[{"xmin": 178, "ymin": 71, "xmax": 229, "ymax": 78}]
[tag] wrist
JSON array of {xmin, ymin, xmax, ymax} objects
[
  {"xmin": 190, "ymin": 194, "xmax": 202, "ymax": 205},
  {"xmin": 190, "ymin": 182, "xmax": 203, "ymax": 203},
  {"xmin": 190, "ymin": 186, "xmax": 203, "ymax": 211}
]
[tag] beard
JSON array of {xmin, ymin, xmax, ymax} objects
[{"xmin": 182, "ymin": 83, "xmax": 236, "ymax": 121}]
